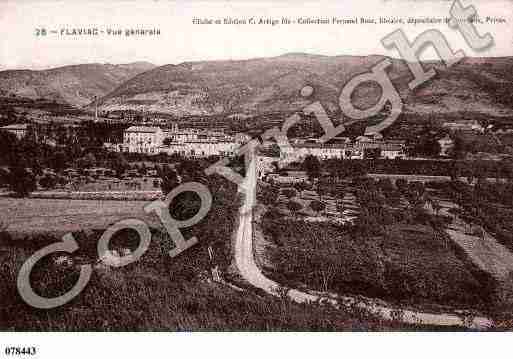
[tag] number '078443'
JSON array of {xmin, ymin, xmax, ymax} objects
[{"xmin": 4, "ymin": 347, "xmax": 37, "ymax": 356}]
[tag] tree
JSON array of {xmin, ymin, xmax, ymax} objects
[
  {"xmin": 432, "ymin": 200, "xmax": 442, "ymax": 216},
  {"xmin": 39, "ymin": 174, "xmax": 57, "ymax": 189},
  {"xmin": 0, "ymin": 131, "xmax": 18, "ymax": 165},
  {"xmin": 258, "ymin": 186, "xmax": 278, "ymax": 206},
  {"xmin": 111, "ymin": 153, "xmax": 129, "ymax": 178},
  {"xmin": 450, "ymin": 161, "xmax": 465, "ymax": 181},
  {"xmin": 293, "ymin": 181, "xmax": 309, "ymax": 193},
  {"xmin": 161, "ymin": 167, "xmax": 179, "ymax": 194},
  {"xmin": 178, "ymin": 158, "xmax": 204, "ymax": 183},
  {"xmin": 139, "ymin": 162, "xmax": 147, "ymax": 176},
  {"xmin": 303, "ymin": 155, "xmax": 321, "ymax": 180},
  {"xmin": 449, "ymin": 136, "xmax": 467, "ymax": 160},
  {"xmin": 317, "ymin": 181, "xmax": 329, "ymax": 201},
  {"xmin": 0, "ymin": 167, "xmax": 8, "ymax": 186},
  {"xmin": 310, "ymin": 200, "xmax": 326, "ymax": 215},
  {"xmin": 32, "ymin": 161, "xmax": 44, "ymax": 177},
  {"xmin": 81, "ymin": 152, "xmax": 97, "ymax": 168},
  {"xmin": 7, "ymin": 164, "xmax": 37, "ymax": 197},
  {"xmin": 414, "ymin": 136, "xmax": 441, "ymax": 157},
  {"xmin": 502, "ymin": 159, "xmax": 513, "ymax": 183},
  {"xmin": 395, "ymin": 178, "xmax": 408, "ymax": 192},
  {"xmin": 377, "ymin": 178, "xmax": 394, "ymax": 193}
]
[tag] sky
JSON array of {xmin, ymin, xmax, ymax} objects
[{"xmin": 0, "ymin": 0, "xmax": 512, "ymax": 70}]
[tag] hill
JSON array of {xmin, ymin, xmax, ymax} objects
[
  {"xmin": 93, "ymin": 54, "xmax": 513, "ymax": 119},
  {"xmin": 0, "ymin": 62, "xmax": 156, "ymax": 107}
]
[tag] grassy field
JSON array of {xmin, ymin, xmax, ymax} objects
[{"xmin": 0, "ymin": 197, "xmax": 156, "ymax": 235}]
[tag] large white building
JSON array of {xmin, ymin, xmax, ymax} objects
[
  {"xmin": 123, "ymin": 126, "xmax": 164, "ymax": 154},
  {"xmin": 120, "ymin": 124, "xmax": 238, "ymax": 157},
  {"xmin": 160, "ymin": 140, "xmax": 237, "ymax": 158},
  {"xmin": 354, "ymin": 139, "xmax": 406, "ymax": 159},
  {"xmin": 279, "ymin": 136, "xmax": 406, "ymax": 163},
  {"xmin": 281, "ymin": 143, "xmax": 348, "ymax": 162}
]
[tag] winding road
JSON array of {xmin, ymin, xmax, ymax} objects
[{"xmin": 233, "ymin": 158, "xmax": 494, "ymax": 329}]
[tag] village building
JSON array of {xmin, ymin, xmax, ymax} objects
[
  {"xmin": 438, "ymin": 134, "xmax": 454, "ymax": 157},
  {"xmin": 443, "ymin": 120, "xmax": 484, "ymax": 133},
  {"xmin": 267, "ymin": 171, "xmax": 310, "ymax": 185},
  {"xmin": 278, "ymin": 136, "xmax": 406, "ymax": 163},
  {"xmin": 159, "ymin": 139, "xmax": 237, "ymax": 158},
  {"xmin": 123, "ymin": 126, "xmax": 164, "ymax": 154},
  {"xmin": 283, "ymin": 143, "xmax": 348, "ymax": 162},
  {"xmin": 354, "ymin": 139, "xmax": 406, "ymax": 159}
]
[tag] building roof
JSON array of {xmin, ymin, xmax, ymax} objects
[
  {"xmin": 293, "ymin": 143, "xmax": 348, "ymax": 149},
  {"xmin": 358, "ymin": 142, "xmax": 404, "ymax": 151},
  {"xmin": 163, "ymin": 139, "xmax": 235, "ymax": 145},
  {"xmin": 125, "ymin": 126, "xmax": 161, "ymax": 133},
  {"xmin": 291, "ymin": 141, "xmax": 405, "ymax": 152}
]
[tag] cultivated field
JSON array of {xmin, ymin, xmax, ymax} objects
[
  {"xmin": 0, "ymin": 197, "xmax": 157, "ymax": 235},
  {"xmin": 263, "ymin": 218, "xmax": 490, "ymax": 312}
]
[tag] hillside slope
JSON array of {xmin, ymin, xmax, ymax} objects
[
  {"xmin": 0, "ymin": 62, "xmax": 156, "ymax": 107},
  {"xmin": 94, "ymin": 54, "xmax": 513, "ymax": 118}
]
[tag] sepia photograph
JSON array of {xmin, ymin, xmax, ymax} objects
[{"xmin": 0, "ymin": 0, "xmax": 513, "ymax": 357}]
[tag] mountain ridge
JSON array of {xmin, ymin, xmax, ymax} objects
[{"xmin": 93, "ymin": 53, "xmax": 513, "ymax": 119}]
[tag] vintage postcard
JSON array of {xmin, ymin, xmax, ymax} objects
[{"xmin": 0, "ymin": 0, "xmax": 512, "ymax": 357}]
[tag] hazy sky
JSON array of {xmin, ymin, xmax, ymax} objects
[{"xmin": 1, "ymin": 0, "xmax": 512, "ymax": 70}]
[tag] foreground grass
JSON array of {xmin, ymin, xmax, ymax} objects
[{"xmin": 0, "ymin": 243, "xmax": 405, "ymax": 331}]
